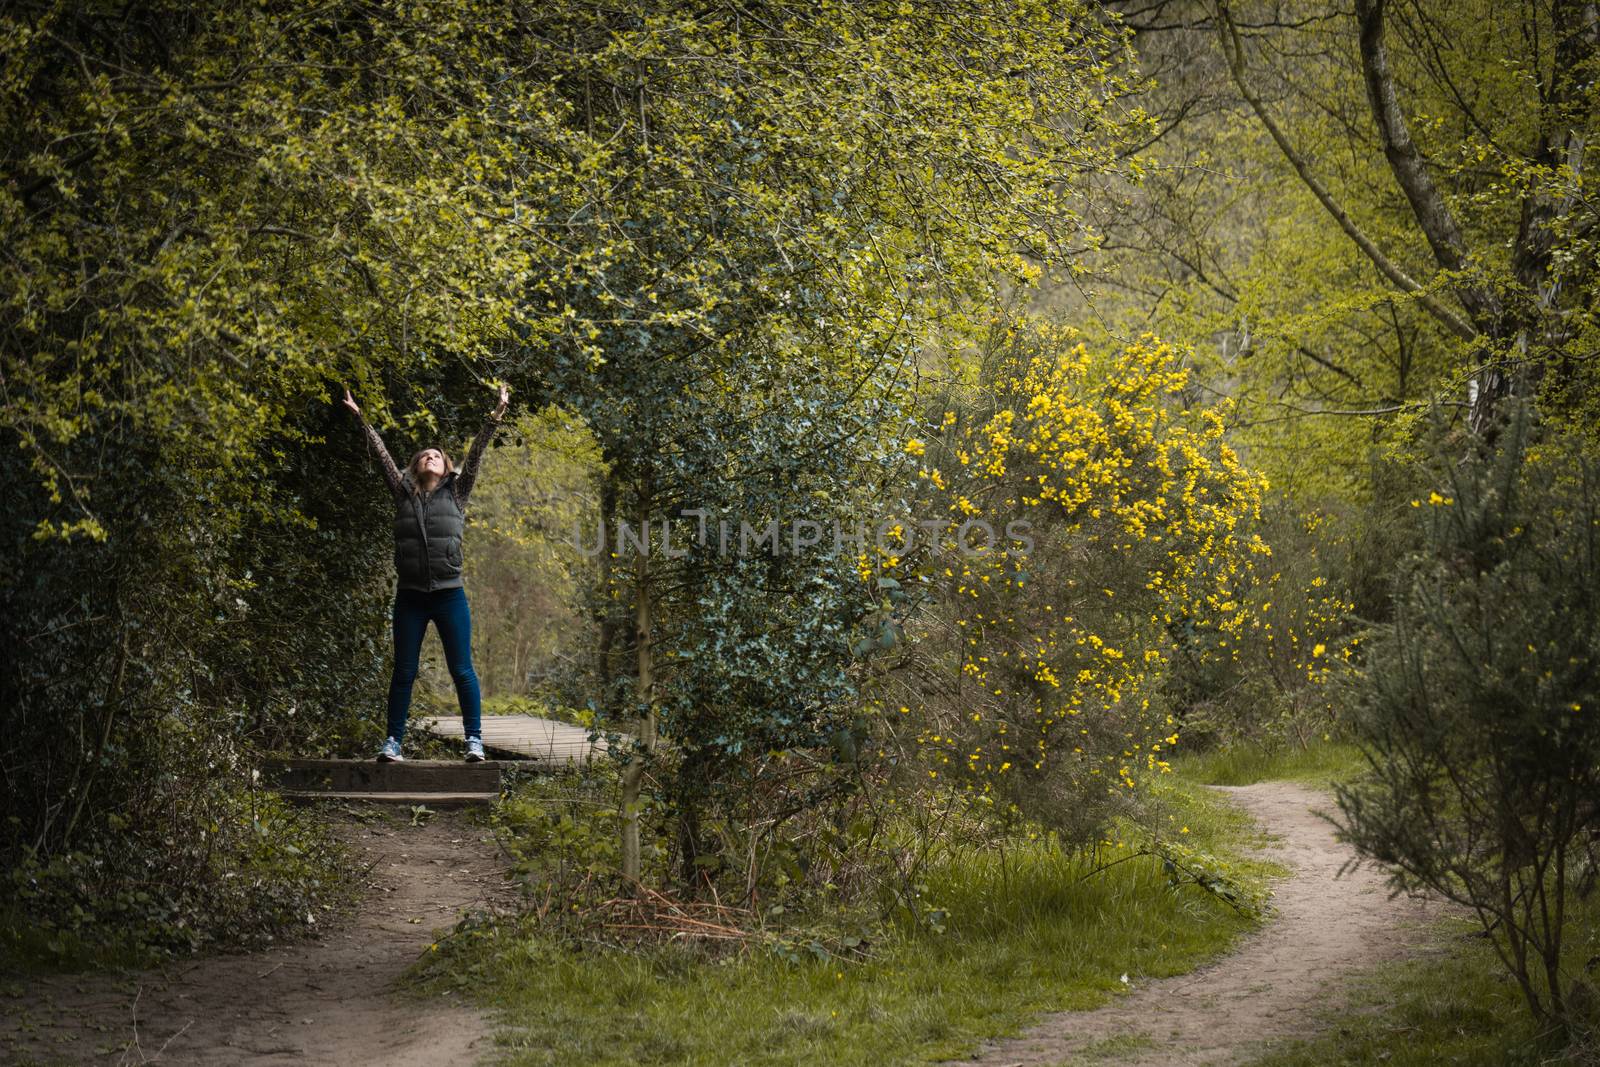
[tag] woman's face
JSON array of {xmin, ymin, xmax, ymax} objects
[{"xmin": 417, "ymin": 449, "xmax": 445, "ymax": 478}]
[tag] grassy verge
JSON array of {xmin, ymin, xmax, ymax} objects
[
  {"xmin": 415, "ymin": 776, "xmax": 1283, "ymax": 1067},
  {"xmin": 479, "ymin": 693, "xmax": 594, "ymax": 729},
  {"xmin": 0, "ymin": 911, "xmax": 154, "ymax": 974},
  {"xmin": 1172, "ymin": 741, "xmax": 1365, "ymax": 789},
  {"xmin": 1239, "ymin": 903, "xmax": 1599, "ymax": 1066}
]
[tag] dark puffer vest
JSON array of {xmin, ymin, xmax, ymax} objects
[
  {"xmin": 393, "ymin": 471, "xmax": 467, "ymax": 591},
  {"xmin": 357, "ymin": 416, "xmax": 498, "ymax": 592}
]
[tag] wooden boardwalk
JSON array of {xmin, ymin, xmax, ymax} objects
[{"xmin": 418, "ymin": 712, "xmax": 608, "ymax": 767}]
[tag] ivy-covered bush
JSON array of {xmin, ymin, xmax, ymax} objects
[{"xmin": 4, "ymin": 765, "xmax": 356, "ymax": 964}]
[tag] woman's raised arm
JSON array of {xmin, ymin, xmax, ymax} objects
[
  {"xmin": 343, "ymin": 388, "xmax": 405, "ymax": 500},
  {"xmin": 453, "ymin": 383, "xmax": 509, "ymax": 507}
]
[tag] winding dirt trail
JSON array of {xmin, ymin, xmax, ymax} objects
[
  {"xmin": 943, "ymin": 781, "xmax": 1441, "ymax": 1067},
  {"xmin": 4, "ymin": 781, "xmax": 1441, "ymax": 1067},
  {"xmin": 3, "ymin": 808, "xmax": 519, "ymax": 1066}
]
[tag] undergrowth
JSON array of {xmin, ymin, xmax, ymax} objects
[
  {"xmin": 409, "ymin": 769, "xmax": 1281, "ymax": 1066},
  {"xmin": 1172, "ymin": 740, "xmax": 1364, "ymax": 788},
  {"xmin": 1241, "ymin": 902, "xmax": 1600, "ymax": 1066},
  {"xmin": 1, "ymin": 783, "xmax": 356, "ymax": 972}
]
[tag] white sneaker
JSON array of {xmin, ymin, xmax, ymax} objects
[
  {"xmin": 464, "ymin": 736, "xmax": 486, "ymax": 762},
  {"xmin": 377, "ymin": 736, "xmax": 404, "ymax": 762}
]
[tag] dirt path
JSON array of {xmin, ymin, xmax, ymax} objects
[
  {"xmin": 3, "ymin": 807, "xmax": 519, "ymax": 1066},
  {"xmin": 943, "ymin": 781, "xmax": 1440, "ymax": 1067}
]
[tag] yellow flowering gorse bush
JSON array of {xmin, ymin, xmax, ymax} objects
[{"xmin": 898, "ymin": 326, "xmax": 1271, "ymax": 844}]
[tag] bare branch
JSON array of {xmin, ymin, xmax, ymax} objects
[
  {"xmin": 1212, "ymin": 0, "xmax": 1478, "ymax": 342},
  {"xmin": 1352, "ymin": 0, "xmax": 1504, "ymax": 332}
]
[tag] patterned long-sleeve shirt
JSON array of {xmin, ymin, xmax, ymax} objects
[
  {"xmin": 453, "ymin": 419, "xmax": 498, "ymax": 506},
  {"xmin": 357, "ymin": 416, "xmax": 498, "ymax": 510}
]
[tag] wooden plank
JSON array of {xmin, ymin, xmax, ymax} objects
[
  {"xmin": 418, "ymin": 713, "xmax": 609, "ymax": 766},
  {"xmin": 280, "ymin": 790, "xmax": 497, "ymax": 808},
  {"xmin": 262, "ymin": 758, "xmax": 501, "ymax": 794}
]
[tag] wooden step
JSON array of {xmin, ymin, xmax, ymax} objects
[
  {"xmin": 261, "ymin": 758, "xmax": 503, "ymax": 795},
  {"xmin": 280, "ymin": 790, "xmax": 498, "ymax": 808}
]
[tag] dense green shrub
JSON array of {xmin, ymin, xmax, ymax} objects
[
  {"xmin": 0, "ymin": 406, "xmax": 392, "ymax": 960},
  {"xmin": 1334, "ymin": 404, "xmax": 1600, "ymax": 1033},
  {"xmin": 1, "ymin": 0, "xmax": 549, "ymax": 955},
  {"xmin": 4, "ymin": 772, "xmax": 355, "ymax": 965}
]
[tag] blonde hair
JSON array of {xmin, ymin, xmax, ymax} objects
[{"xmin": 404, "ymin": 447, "xmax": 454, "ymax": 497}]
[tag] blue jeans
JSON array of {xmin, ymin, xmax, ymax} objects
[{"xmin": 387, "ymin": 586, "xmax": 481, "ymax": 742}]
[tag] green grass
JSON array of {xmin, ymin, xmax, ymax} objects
[
  {"xmin": 417, "ymin": 778, "xmax": 1282, "ymax": 1066},
  {"xmin": 1238, "ymin": 909, "xmax": 1594, "ymax": 1066},
  {"xmin": 1077, "ymin": 1033, "xmax": 1158, "ymax": 1059},
  {"xmin": 1172, "ymin": 741, "xmax": 1366, "ymax": 789},
  {"xmin": 0, "ymin": 910, "xmax": 154, "ymax": 973},
  {"xmin": 479, "ymin": 692, "xmax": 593, "ymax": 729}
]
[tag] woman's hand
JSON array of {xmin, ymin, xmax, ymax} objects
[
  {"xmin": 342, "ymin": 387, "xmax": 361, "ymax": 417},
  {"xmin": 490, "ymin": 382, "xmax": 510, "ymax": 421}
]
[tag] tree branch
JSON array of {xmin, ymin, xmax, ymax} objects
[
  {"xmin": 1352, "ymin": 0, "xmax": 1504, "ymax": 333},
  {"xmin": 1509, "ymin": 0, "xmax": 1596, "ymax": 297},
  {"xmin": 1213, "ymin": 0, "xmax": 1478, "ymax": 342}
]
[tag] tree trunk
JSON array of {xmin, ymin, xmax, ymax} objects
[
  {"xmin": 1352, "ymin": 0, "xmax": 1599, "ymax": 437},
  {"xmin": 619, "ymin": 496, "xmax": 656, "ymax": 889},
  {"xmin": 595, "ymin": 469, "xmax": 616, "ymax": 690}
]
